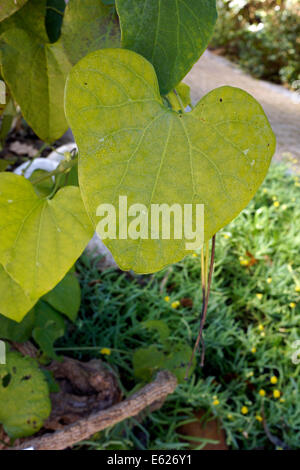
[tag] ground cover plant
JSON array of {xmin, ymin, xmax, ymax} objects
[{"xmin": 58, "ymin": 163, "xmax": 300, "ymax": 450}]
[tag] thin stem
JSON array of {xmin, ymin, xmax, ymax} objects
[{"xmin": 185, "ymin": 235, "xmax": 216, "ymax": 379}]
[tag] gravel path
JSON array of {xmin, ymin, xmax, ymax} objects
[{"xmin": 184, "ymin": 51, "xmax": 300, "ymax": 163}]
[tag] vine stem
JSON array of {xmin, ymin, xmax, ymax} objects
[{"xmin": 185, "ymin": 235, "xmax": 216, "ymax": 379}]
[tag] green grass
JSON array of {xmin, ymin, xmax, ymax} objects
[{"xmin": 57, "ymin": 162, "xmax": 300, "ymax": 450}]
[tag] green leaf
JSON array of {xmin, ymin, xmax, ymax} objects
[
  {"xmin": 116, "ymin": 0, "xmax": 218, "ymax": 95},
  {"xmin": 0, "ymin": 264, "xmax": 38, "ymax": 322},
  {"xmin": 43, "ymin": 272, "xmax": 81, "ymax": 322},
  {"xmin": 0, "ymin": 350, "xmax": 51, "ymax": 438},
  {"xmin": 0, "ymin": 0, "xmax": 28, "ymax": 22},
  {"xmin": 32, "ymin": 301, "xmax": 65, "ymax": 360},
  {"xmin": 57, "ymin": 0, "xmax": 120, "ymax": 66},
  {"xmin": 0, "ymin": 0, "xmax": 120, "ymax": 142},
  {"xmin": 164, "ymin": 345, "xmax": 195, "ymax": 383},
  {"xmin": 133, "ymin": 345, "xmax": 165, "ymax": 382},
  {"xmin": 142, "ymin": 320, "xmax": 170, "ymax": 343},
  {"xmin": 0, "ymin": 173, "xmax": 93, "ymax": 321},
  {"xmin": 0, "ymin": 308, "xmax": 36, "ymax": 342},
  {"xmin": 65, "ymin": 49, "xmax": 276, "ymax": 274},
  {"xmin": 0, "ymin": 26, "xmax": 71, "ymax": 142}
]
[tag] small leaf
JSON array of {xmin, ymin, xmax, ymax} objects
[
  {"xmin": 133, "ymin": 345, "xmax": 165, "ymax": 382},
  {"xmin": 0, "ymin": 0, "xmax": 28, "ymax": 22},
  {"xmin": 0, "ymin": 351, "xmax": 51, "ymax": 438},
  {"xmin": 43, "ymin": 272, "xmax": 81, "ymax": 322},
  {"xmin": 0, "ymin": 308, "xmax": 36, "ymax": 342},
  {"xmin": 142, "ymin": 320, "xmax": 170, "ymax": 343},
  {"xmin": 32, "ymin": 301, "xmax": 65, "ymax": 360},
  {"xmin": 0, "ymin": 173, "xmax": 93, "ymax": 321},
  {"xmin": 65, "ymin": 49, "xmax": 276, "ymax": 274},
  {"xmin": 164, "ymin": 345, "xmax": 195, "ymax": 383},
  {"xmin": 116, "ymin": 0, "xmax": 218, "ymax": 94}
]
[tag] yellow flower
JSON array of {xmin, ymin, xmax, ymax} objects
[
  {"xmin": 164, "ymin": 296, "xmax": 170, "ymax": 302},
  {"xmin": 259, "ymin": 389, "xmax": 266, "ymax": 397},
  {"xmin": 212, "ymin": 399, "xmax": 220, "ymax": 406},
  {"xmin": 256, "ymin": 293, "xmax": 263, "ymax": 300},
  {"xmin": 256, "ymin": 415, "xmax": 263, "ymax": 422},
  {"xmin": 251, "ymin": 347, "xmax": 257, "ymax": 354},
  {"xmin": 192, "ymin": 253, "xmax": 198, "ymax": 258},
  {"xmin": 267, "ymin": 277, "xmax": 272, "ymax": 284},
  {"xmin": 241, "ymin": 406, "xmax": 249, "ymax": 415},
  {"xmin": 270, "ymin": 376, "xmax": 278, "ymax": 384},
  {"xmin": 223, "ymin": 233, "xmax": 231, "ymax": 239},
  {"xmin": 240, "ymin": 259, "xmax": 249, "ymax": 266},
  {"xmin": 260, "ymin": 331, "xmax": 266, "ymax": 338},
  {"xmin": 171, "ymin": 300, "xmax": 180, "ymax": 309},
  {"xmin": 263, "ymin": 188, "xmax": 267, "ymax": 193},
  {"xmin": 227, "ymin": 413, "xmax": 233, "ymax": 420},
  {"xmin": 258, "ymin": 324, "xmax": 264, "ymax": 331},
  {"xmin": 273, "ymin": 201, "xmax": 280, "ymax": 208},
  {"xmin": 289, "ymin": 302, "xmax": 296, "ymax": 309},
  {"xmin": 295, "ymin": 286, "xmax": 300, "ymax": 293},
  {"xmin": 273, "ymin": 390, "xmax": 281, "ymax": 399},
  {"xmin": 100, "ymin": 348, "xmax": 111, "ymax": 356}
]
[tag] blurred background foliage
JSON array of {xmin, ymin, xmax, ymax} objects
[{"xmin": 210, "ymin": 0, "xmax": 300, "ymax": 86}]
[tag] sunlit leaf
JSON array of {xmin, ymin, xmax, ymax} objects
[
  {"xmin": 0, "ymin": 173, "xmax": 93, "ymax": 321},
  {"xmin": 65, "ymin": 49, "xmax": 276, "ymax": 274}
]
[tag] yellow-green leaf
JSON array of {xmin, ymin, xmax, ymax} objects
[
  {"xmin": 116, "ymin": 0, "xmax": 218, "ymax": 94},
  {"xmin": 0, "ymin": 264, "xmax": 37, "ymax": 322},
  {"xmin": 0, "ymin": 351, "xmax": 51, "ymax": 438},
  {"xmin": 0, "ymin": 173, "xmax": 93, "ymax": 320},
  {"xmin": 0, "ymin": 0, "xmax": 28, "ymax": 23},
  {"xmin": 65, "ymin": 49, "xmax": 276, "ymax": 274}
]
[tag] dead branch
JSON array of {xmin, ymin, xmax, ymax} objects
[{"xmin": 12, "ymin": 371, "xmax": 177, "ymax": 450}]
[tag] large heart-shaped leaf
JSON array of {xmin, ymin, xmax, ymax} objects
[
  {"xmin": 0, "ymin": 173, "xmax": 93, "ymax": 320},
  {"xmin": 65, "ymin": 49, "xmax": 276, "ymax": 274},
  {"xmin": 0, "ymin": 0, "xmax": 28, "ymax": 23},
  {"xmin": 116, "ymin": 0, "xmax": 217, "ymax": 94},
  {"xmin": 0, "ymin": 0, "xmax": 120, "ymax": 142},
  {"xmin": 0, "ymin": 351, "xmax": 51, "ymax": 438}
]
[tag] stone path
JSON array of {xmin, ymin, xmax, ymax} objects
[{"xmin": 184, "ymin": 51, "xmax": 300, "ymax": 163}]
